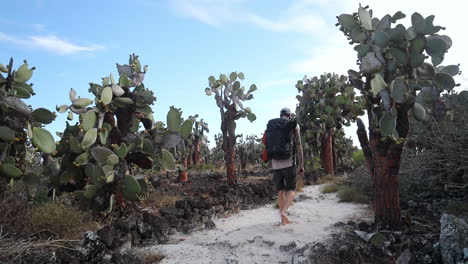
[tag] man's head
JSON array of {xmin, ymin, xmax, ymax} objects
[{"xmin": 280, "ymin": 107, "xmax": 291, "ymax": 118}]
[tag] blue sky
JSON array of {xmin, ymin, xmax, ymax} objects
[{"xmin": 1, "ymin": 0, "xmax": 467, "ymax": 147}]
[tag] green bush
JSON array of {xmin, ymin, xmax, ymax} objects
[{"xmin": 352, "ymin": 150, "xmax": 365, "ymax": 164}]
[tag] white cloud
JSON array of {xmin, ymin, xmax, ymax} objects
[
  {"xmin": 0, "ymin": 32, "xmax": 104, "ymax": 55},
  {"xmin": 246, "ymin": 13, "xmax": 328, "ymax": 34},
  {"xmin": 30, "ymin": 35, "xmax": 103, "ymax": 55}
]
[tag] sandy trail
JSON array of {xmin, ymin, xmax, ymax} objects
[{"xmin": 142, "ymin": 184, "xmax": 372, "ymax": 264}]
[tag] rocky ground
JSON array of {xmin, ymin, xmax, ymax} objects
[{"xmin": 2, "ymin": 168, "xmax": 466, "ymax": 264}]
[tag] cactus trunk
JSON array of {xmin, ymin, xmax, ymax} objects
[
  {"xmin": 193, "ymin": 135, "xmax": 200, "ymax": 166},
  {"xmin": 370, "ymin": 133, "xmax": 403, "ymax": 230},
  {"xmin": 115, "ymin": 106, "xmax": 133, "ymax": 139},
  {"xmin": 222, "ymin": 105, "xmax": 237, "ymax": 185},
  {"xmin": 321, "ymin": 130, "xmax": 334, "ymax": 175},
  {"xmin": 178, "ymin": 156, "xmax": 189, "ymax": 183}
]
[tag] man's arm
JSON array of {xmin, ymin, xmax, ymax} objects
[{"xmin": 294, "ymin": 124, "xmax": 304, "ymax": 175}]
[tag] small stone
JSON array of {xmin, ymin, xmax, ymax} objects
[
  {"xmin": 205, "ymin": 220, "xmax": 216, "ymax": 230},
  {"xmin": 464, "ymin": 248, "xmax": 468, "ymax": 260},
  {"xmin": 408, "ymin": 200, "xmax": 417, "ymax": 208},
  {"xmin": 396, "ymin": 249, "xmax": 412, "ymax": 264},
  {"xmin": 358, "ymin": 221, "xmax": 370, "ymax": 231},
  {"xmin": 279, "ymin": 242, "xmax": 297, "ymax": 252}
]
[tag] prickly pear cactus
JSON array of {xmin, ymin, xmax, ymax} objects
[
  {"xmin": 53, "ymin": 54, "xmax": 178, "ymax": 211},
  {"xmin": 336, "ymin": 5, "xmax": 460, "ymax": 140},
  {"xmin": 0, "ymin": 58, "xmax": 56, "ymax": 183},
  {"xmin": 336, "ymin": 5, "xmax": 460, "ymax": 229},
  {"xmin": 205, "ymin": 72, "xmax": 257, "ymax": 185}
]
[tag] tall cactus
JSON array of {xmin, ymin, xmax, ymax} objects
[
  {"xmin": 52, "ymin": 54, "xmax": 179, "ymax": 211},
  {"xmin": 336, "ymin": 5, "xmax": 459, "ymax": 229},
  {"xmin": 0, "ymin": 58, "xmax": 56, "ymax": 185},
  {"xmin": 165, "ymin": 106, "xmax": 194, "ymax": 183},
  {"xmin": 295, "ymin": 73, "xmax": 363, "ymax": 175},
  {"xmin": 191, "ymin": 117, "xmax": 209, "ymax": 166},
  {"xmin": 205, "ymin": 72, "xmax": 257, "ymax": 185}
]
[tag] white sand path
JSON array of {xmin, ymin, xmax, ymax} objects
[{"xmin": 142, "ymin": 184, "xmax": 372, "ymax": 264}]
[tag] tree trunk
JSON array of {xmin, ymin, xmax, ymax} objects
[
  {"xmin": 370, "ymin": 133, "xmax": 403, "ymax": 230},
  {"xmin": 178, "ymin": 156, "xmax": 189, "ymax": 183},
  {"xmin": 321, "ymin": 130, "xmax": 334, "ymax": 175}
]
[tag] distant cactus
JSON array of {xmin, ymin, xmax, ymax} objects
[
  {"xmin": 0, "ymin": 58, "xmax": 56, "ymax": 184},
  {"xmin": 205, "ymin": 72, "xmax": 256, "ymax": 185},
  {"xmin": 336, "ymin": 5, "xmax": 460, "ymax": 229},
  {"xmin": 295, "ymin": 73, "xmax": 363, "ymax": 175}
]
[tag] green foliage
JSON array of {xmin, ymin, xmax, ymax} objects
[
  {"xmin": 0, "ymin": 58, "xmax": 56, "ymax": 183},
  {"xmin": 353, "ymin": 149, "xmax": 365, "ymax": 164},
  {"xmin": 337, "ymin": 6, "xmax": 459, "ymax": 141}
]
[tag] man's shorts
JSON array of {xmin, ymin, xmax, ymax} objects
[{"xmin": 272, "ymin": 166, "xmax": 296, "ymax": 191}]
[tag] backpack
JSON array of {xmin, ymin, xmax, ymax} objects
[{"xmin": 263, "ymin": 118, "xmax": 297, "ymax": 161}]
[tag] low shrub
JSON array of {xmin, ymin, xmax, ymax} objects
[
  {"xmin": 145, "ymin": 193, "xmax": 181, "ymax": 209},
  {"xmin": 321, "ymin": 184, "xmax": 340, "ymax": 194},
  {"xmin": 22, "ymin": 203, "xmax": 100, "ymax": 239},
  {"xmin": 317, "ymin": 174, "xmax": 343, "ymax": 185},
  {"xmin": 338, "ymin": 186, "xmax": 370, "ymax": 204}
]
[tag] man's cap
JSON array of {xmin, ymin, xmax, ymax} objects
[{"xmin": 280, "ymin": 107, "xmax": 291, "ymax": 116}]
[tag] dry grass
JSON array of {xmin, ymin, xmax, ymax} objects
[
  {"xmin": 316, "ymin": 174, "xmax": 344, "ymax": 185},
  {"xmin": 0, "ymin": 236, "xmax": 80, "ymax": 264},
  {"xmin": 22, "ymin": 203, "xmax": 100, "ymax": 240},
  {"xmin": 338, "ymin": 186, "xmax": 370, "ymax": 204},
  {"xmin": 145, "ymin": 193, "xmax": 181, "ymax": 209},
  {"xmin": 296, "ymin": 177, "xmax": 305, "ymax": 192},
  {"xmin": 321, "ymin": 184, "xmax": 340, "ymax": 194},
  {"xmin": 141, "ymin": 251, "xmax": 166, "ymax": 263}
]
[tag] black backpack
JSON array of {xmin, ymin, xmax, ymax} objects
[{"xmin": 265, "ymin": 118, "xmax": 297, "ymax": 160}]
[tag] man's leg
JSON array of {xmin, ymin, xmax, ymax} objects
[
  {"xmin": 278, "ymin": 190, "xmax": 285, "ymax": 212},
  {"xmin": 281, "ymin": 166, "xmax": 296, "ymax": 224},
  {"xmin": 284, "ymin": 190, "xmax": 295, "ymax": 212}
]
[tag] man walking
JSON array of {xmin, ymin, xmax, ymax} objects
[{"xmin": 265, "ymin": 107, "xmax": 304, "ymax": 225}]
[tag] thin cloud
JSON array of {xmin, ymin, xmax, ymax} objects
[
  {"xmin": 169, "ymin": 0, "xmax": 246, "ymax": 26},
  {"xmin": 246, "ymin": 14, "xmax": 328, "ymax": 34},
  {"xmin": 0, "ymin": 32, "xmax": 104, "ymax": 55},
  {"xmin": 31, "ymin": 35, "xmax": 104, "ymax": 55},
  {"xmin": 169, "ymin": 0, "xmax": 328, "ymax": 34}
]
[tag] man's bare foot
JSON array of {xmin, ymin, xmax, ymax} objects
[{"xmin": 281, "ymin": 212, "xmax": 292, "ymax": 225}]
